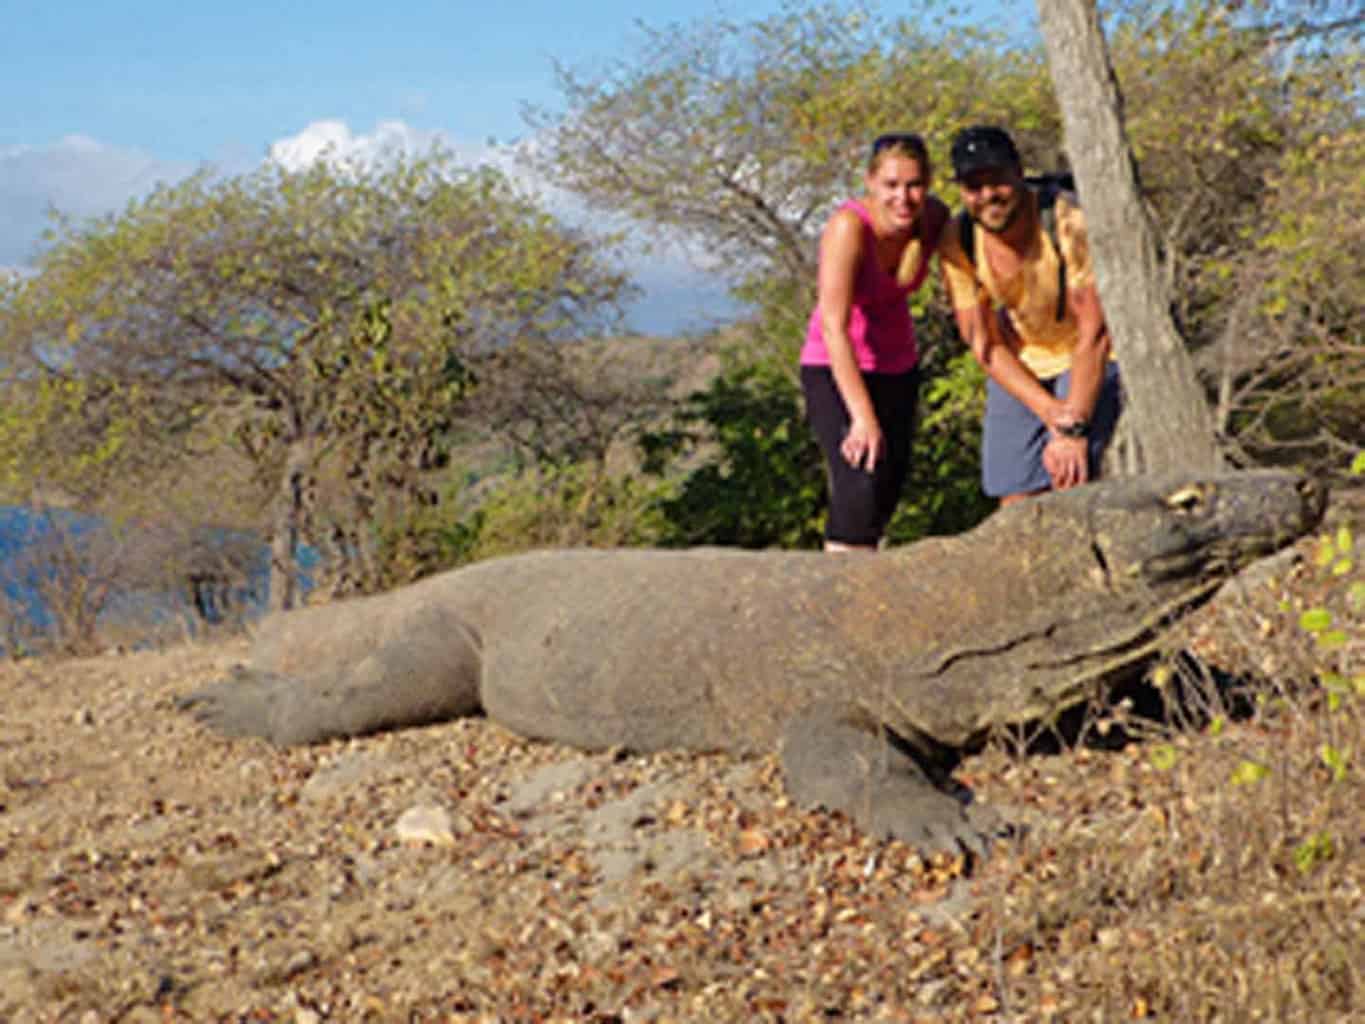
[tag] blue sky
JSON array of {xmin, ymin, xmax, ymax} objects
[
  {"xmin": 3, "ymin": 1, "xmax": 1024, "ymax": 334},
  {"xmin": 7, "ymin": 1, "xmax": 773, "ymax": 159}
]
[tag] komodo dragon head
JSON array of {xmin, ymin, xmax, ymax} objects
[
  {"xmin": 1080, "ymin": 471, "xmax": 1326, "ymax": 590},
  {"xmin": 884, "ymin": 470, "xmax": 1327, "ymax": 751}
]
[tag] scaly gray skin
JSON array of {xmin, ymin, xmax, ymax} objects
[{"xmin": 180, "ymin": 471, "xmax": 1325, "ymax": 855}]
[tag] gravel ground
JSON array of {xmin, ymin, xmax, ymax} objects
[
  {"xmin": 1, "ymin": 639, "xmax": 1006, "ymax": 1022},
  {"xmin": 1, "ymin": 528, "xmax": 1360, "ymax": 1021}
]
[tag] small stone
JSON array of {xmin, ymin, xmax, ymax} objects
[{"xmin": 395, "ymin": 804, "xmax": 456, "ymax": 846}]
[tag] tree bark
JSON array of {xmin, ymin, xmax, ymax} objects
[
  {"xmin": 1035, "ymin": 0, "xmax": 1222, "ymax": 472},
  {"xmin": 268, "ymin": 439, "xmax": 310, "ymax": 613}
]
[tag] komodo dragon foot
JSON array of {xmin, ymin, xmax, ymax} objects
[
  {"xmin": 176, "ymin": 666, "xmax": 296, "ymax": 741},
  {"xmin": 781, "ymin": 701, "xmax": 1008, "ymax": 858}
]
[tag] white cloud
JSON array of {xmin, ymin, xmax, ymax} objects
[
  {"xmin": 0, "ymin": 137, "xmax": 193, "ymax": 266},
  {"xmin": 265, "ymin": 120, "xmax": 584, "ymax": 222},
  {"xmin": 266, "ymin": 119, "xmax": 499, "ymax": 174}
]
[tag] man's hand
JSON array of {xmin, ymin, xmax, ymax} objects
[{"xmin": 1043, "ymin": 435, "xmax": 1089, "ymax": 490}]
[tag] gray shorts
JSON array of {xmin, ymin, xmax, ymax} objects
[{"xmin": 982, "ymin": 361, "xmax": 1122, "ymax": 498}]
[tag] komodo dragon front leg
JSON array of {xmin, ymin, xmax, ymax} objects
[
  {"xmin": 781, "ymin": 701, "xmax": 1005, "ymax": 857},
  {"xmin": 178, "ymin": 600, "xmax": 484, "ymax": 746}
]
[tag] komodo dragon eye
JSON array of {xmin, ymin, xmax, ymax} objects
[{"xmin": 1164, "ymin": 484, "xmax": 1208, "ymax": 515}]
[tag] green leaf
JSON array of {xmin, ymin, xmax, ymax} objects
[
  {"xmin": 1299, "ymin": 607, "xmax": 1333, "ymax": 633},
  {"xmin": 1321, "ymin": 672, "xmax": 1349, "ymax": 693},
  {"xmin": 1294, "ymin": 832, "xmax": 1335, "ymax": 874},
  {"xmin": 1320, "ymin": 744, "xmax": 1349, "ymax": 782},
  {"xmin": 1316, "ymin": 630, "xmax": 1348, "ymax": 650},
  {"xmin": 1230, "ymin": 759, "xmax": 1270, "ymax": 786},
  {"xmin": 1350, "ymin": 452, "xmax": 1365, "ymax": 477},
  {"xmin": 1336, "ymin": 525, "xmax": 1355, "ymax": 556},
  {"xmin": 1149, "ymin": 744, "xmax": 1179, "ymax": 771}
]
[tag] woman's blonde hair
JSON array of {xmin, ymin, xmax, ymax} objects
[{"xmin": 867, "ymin": 132, "xmax": 930, "ymax": 175}]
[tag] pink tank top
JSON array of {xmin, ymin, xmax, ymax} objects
[{"xmin": 799, "ymin": 199, "xmax": 930, "ymax": 373}]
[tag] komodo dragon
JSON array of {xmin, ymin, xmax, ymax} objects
[{"xmin": 180, "ymin": 470, "xmax": 1324, "ymax": 854}]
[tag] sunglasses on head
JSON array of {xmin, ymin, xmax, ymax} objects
[{"xmin": 870, "ymin": 132, "xmax": 925, "ymax": 159}]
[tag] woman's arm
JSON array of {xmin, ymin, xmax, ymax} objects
[{"xmin": 818, "ymin": 209, "xmax": 882, "ymax": 471}]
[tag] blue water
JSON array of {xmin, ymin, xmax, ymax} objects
[
  {"xmin": 0, "ymin": 506, "xmax": 94, "ymax": 630},
  {"xmin": 0, "ymin": 506, "xmax": 312, "ymax": 647}
]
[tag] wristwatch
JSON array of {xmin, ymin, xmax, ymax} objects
[{"xmin": 1057, "ymin": 419, "xmax": 1089, "ymax": 439}]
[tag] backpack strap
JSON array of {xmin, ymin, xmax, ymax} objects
[{"xmin": 957, "ymin": 209, "xmax": 976, "ymax": 268}]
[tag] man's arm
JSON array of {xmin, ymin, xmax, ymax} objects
[
  {"xmin": 1042, "ymin": 283, "xmax": 1108, "ymax": 488},
  {"xmin": 1053, "ymin": 196, "xmax": 1109, "ymax": 426},
  {"xmin": 1042, "ymin": 201, "xmax": 1111, "ymax": 488},
  {"xmin": 940, "ymin": 260, "xmax": 1071, "ymax": 432}
]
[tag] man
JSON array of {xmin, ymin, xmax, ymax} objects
[{"xmin": 939, "ymin": 125, "xmax": 1123, "ymax": 506}]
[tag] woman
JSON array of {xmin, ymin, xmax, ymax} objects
[{"xmin": 799, "ymin": 132, "xmax": 949, "ymax": 551}]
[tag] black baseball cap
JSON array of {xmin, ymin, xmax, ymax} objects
[{"xmin": 950, "ymin": 125, "xmax": 1022, "ymax": 180}]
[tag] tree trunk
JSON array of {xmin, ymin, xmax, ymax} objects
[
  {"xmin": 268, "ymin": 440, "xmax": 310, "ymax": 613},
  {"xmin": 1035, "ymin": 0, "xmax": 1222, "ymax": 472}
]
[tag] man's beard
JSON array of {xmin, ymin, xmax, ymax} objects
[{"xmin": 976, "ymin": 196, "xmax": 1021, "ymax": 234}]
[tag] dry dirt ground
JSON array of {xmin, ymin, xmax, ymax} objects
[{"xmin": 1, "ymin": 534, "xmax": 1362, "ymax": 1022}]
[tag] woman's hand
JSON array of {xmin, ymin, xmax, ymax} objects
[{"xmin": 841, "ymin": 416, "xmax": 885, "ymax": 471}]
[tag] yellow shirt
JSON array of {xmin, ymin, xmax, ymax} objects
[{"xmin": 940, "ymin": 192, "xmax": 1095, "ymax": 380}]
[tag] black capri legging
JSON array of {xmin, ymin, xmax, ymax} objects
[{"xmin": 800, "ymin": 364, "xmax": 921, "ymax": 546}]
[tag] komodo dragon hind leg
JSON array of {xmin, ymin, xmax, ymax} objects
[{"xmin": 781, "ymin": 701, "xmax": 1006, "ymax": 859}]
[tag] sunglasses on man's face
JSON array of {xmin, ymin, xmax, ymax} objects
[{"xmin": 870, "ymin": 132, "xmax": 925, "ymax": 160}]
